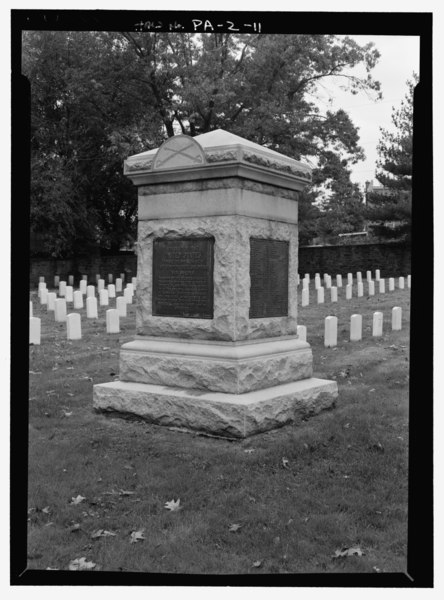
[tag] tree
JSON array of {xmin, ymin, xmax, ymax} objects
[
  {"xmin": 365, "ymin": 74, "xmax": 417, "ymax": 241},
  {"xmin": 24, "ymin": 32, "xmax": 382, "ymax": 255}
]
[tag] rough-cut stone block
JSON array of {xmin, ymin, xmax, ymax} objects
[
  {"xmin": 29, "ymin": 317, "xmax": 40, "ymax": 344},
  {"xmin": 93, "ymin": 377, "xmax": 338, "ymax": 439},
  {"xmin": 119, "ymin": 337, "xmax": 313, "ymax": 394}
]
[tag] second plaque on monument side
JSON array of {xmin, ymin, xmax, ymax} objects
[
  {"xmin": 249, "ymin": 238, "xmax": 289, "ymax": 318},
  {"xmin": 152, "ymin": 237, "xmax": 214, "ymax": 319}
]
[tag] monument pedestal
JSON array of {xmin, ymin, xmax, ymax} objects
[
  {"xmin": 94, "ymin": 377, "xmax": 337, "ymax": 439},
  {"xmin": 93, "ymin": 130, "xmax": 338, "ymax": 438}
]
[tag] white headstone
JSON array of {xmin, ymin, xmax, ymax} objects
[
  {"xmin": 302, "ymin": 278, "xmax": 309, "ymax": 290},
  {"xmin": 347, "ymin": 273, "xmax": 353, "ymax": 286},
  {"xmin": 407, "ymin": 275, "xmax": 411, "ymax": 288},
  {"xmin": 59, "ymin": 281, "xmax": 67, "ymax": 297},
  {"xmin": 392, "ymin": 306, "xmax": 402, "ymax": 331},
  {"xmin": 108, "ymin": 273, "xmax": 113, "ymax": 284},
  {"xmin": 304, "ymin": 273, "xmax": 310, "ymax": 282},
  {"xmin": 29, "ymin": 301, "xmax": 33, "ymax": 317},
  {"xmin": 350, "ymin": 314, "xmax": 362, "ymax": 341},
  {"xmin": 67, "ymin": 313, "xmax": 82, "ymax": 340},
  {"xmin": 47, "ymin": 292, "xmax": 56, "ymax": 311},
  {"xmin": 79, "ymin": 280, "xmax": 87, "ymax": 295},
  {"xmin": 65, "ymin": 286, "xmax": 74, "ymax": 302},
  {"xmin": 366, "ymin": 271, "xmax": 372, "ymax": 282},
  {"xmin": 106, "ymin": 308, "xmax": 120, "ymax": 333},
  {"xmin": 116, "ymin": 296, "xmax": 127, "ymax": 317},
  {"xmin": 330, "ymin": 286, "xmax": 338, "ymax": 302},
  {"xmin": 38, "ymin": 281, "xmax": 47, "ymax": 297},
  {"xmin": 368, "ymin": 280, "xmax": 375, "ymax": 296},
  {"xmin": 399, "ymin": 276, "xmax": 405, "ymax": 289},
  {"xmin": 99, "ymin": 289, "xmax": 109, "ymax": 306},
  {"xmin": 86, "ymin": 296, "xmax": 98, "ymax": 319},
  {"xmin": 297, "ymin": 274, "xmax": 300, "ymax": 286},
  {"xmin": 82, "ymin": 274, "xmax": 88, "ymax": 281},
  {"xmin": 379, "ymin": 279, "xmax": 385, "ymax": 294},
  {"xmin": 120, "ymin": 272, "xmax": 125, "ymax": 282},
  {"xmin": 87, "ymin": 285, "xmax": 95, "ymax": 298},
  {"xmin": 375, "ymin": 269, "xmax": 381, "ymax": 281},
  {"xmin": 126, "ymin": 283, "xmax": 134, "ymax": 297},
  {"xmin": 68, "ymin": 275, "xmax": 74, "ymax": 286},
  {"xmin": 123, "ymin": 288, "xmax": 133, "ymax": 305},
  {"xmin": 54, "ymin": 275, "xmax": 60, "ymax": 288},
  {"xmin": 357, "ymin": 282, "xmax": 364, "ymax": 297},
  {"xmin": 73, "ymin": 290, "xmax": 84, "ymax": 309},
  {"xmin": 297, "ymin": 324, "xmax": 307, "ymax": 342},
  {"xmin": 98, "ymin": 278, "xmax": 105, "ymax": 292},
  {"xmin": 115, "ymin": 278, "xmax": 123, "ymax": 293},
  {"xmin": 325, "ymin": 275, "xmax": 331, "ymax": 289},
  {"xmin": 108, "ymin": 284, "xmax": 116, "ymax": 298},
  {"xmin": 40, "ymin": 288, "xmax": 48, "ymax": 305},
  {"xmin": 315, "ymin": 275, "xmax": 321, "ymax": 290},
  {"xmin": 301, "ymin": 288, "xmax": 309, "ymax": 307},
  {"xmin": 96, "ymin": 274, "xmax": 101, "ymax": 283},
  {"xmin": 29, "ymin": 317, "xmax": 41, "ymax": 345},
  {"xmin": 54, "ymin": 298, "xmax": 67, "ymax": 322},
  {"xmin": 39, "ymin": 276, "xmax": 45, "ymax": 283},
  {"xmin": 336, "ymin": 274, "xmax": 342, "ymax": 288},
  {"xmin": 372, "ymin": 312, "xmax": 383, "ymax": 337},
  {"xmin": 356, "ymin": 271, "xmax": 362, "ymax": 283},
  {"xmin": 324, "ymin": 316, "xmax": 338, "ymax": 348},
  {"xmin": 388, "ymin": 277, "xmax": 395, "ymax": 292},
  {"xmin": 346, "ymin": 284, "xmax": 352, "ymax": 300},
  {"xmin": 317, "ymin": 287, "xmax": 324, "ymax": 304},
  {"xmin": 132, "ymin": 276, "xmax": 137, "ymax": 290}
]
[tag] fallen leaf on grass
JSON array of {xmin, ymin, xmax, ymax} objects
[
  {"xmin": 68, "ymin": 557, "xmax": 96, "ymax": 571},
  {"xmin": 70, "ymin": 495, "xmax": 86, "ymax": 505},
  {"xmin": 130, "ymin": 529, "xmax": 145, "ymax": 543},
  {"xmin": 244, "ymin": 449, "xmax": 255, "ymax": 454},
  {"xmin": 332, "ymin": 546, "xmax": 364, "ymax": 559},
  {"xmin": 91, "ymin": 529, "xmax": 116, "ymax": 539},
  {"xmin": 42, "ymin": 506, "xmax": 50, "ymax": 514},
  {"xmin": 29, "ymin": 371, "xmax": 42, "ymax": 375},
  {"xmin": 373, "ymin": 566, "xmax": 381, "ymax": 573},
  {"xmin": 282, "ymin": 457, "xmax": 289, "ymax": 469},
  {"xmin": 252, "ymin": 560, "xmax": 262, "ymax": 568},
  {"xmin": 70, "ymin": 524, "xmax": 81, "ymax": 532},
  {"xmin": 63, "ymin": 411, "xmax": 73, "ymax": 417},
  {"xmin": 119, "ymin": 489, "xmax": 135, "ymax": 496},
  {"xmin": 46, "ymin": 567, "xmax": 59, "ymax": 570},
  {"xmin": 164, "ymin": 499, "xmax": 181, "ymax": 511},
  {"xmin": 228, "ymin": 523, "xmax": 242, "ymax": 532}
]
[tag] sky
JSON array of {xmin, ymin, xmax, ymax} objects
[{"xmin": 313, "ymin": 35, "xmax": 420, "ymax": 191}]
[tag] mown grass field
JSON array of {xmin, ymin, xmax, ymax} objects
[{"xmin": 26, "ymin": 281, "xmax": 410, "ymax": 574}]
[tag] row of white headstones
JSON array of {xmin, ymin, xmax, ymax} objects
[
  {"xmin": 29, "ymin": 275, "xmax": 137, "ymax": 344},
  {"xmin": 296, "ymin": 307, "xmax": 403, "ymax": 348},
  {"xmin": 298, "ymin": 271, "xmax": 411, "ymax": 305}
]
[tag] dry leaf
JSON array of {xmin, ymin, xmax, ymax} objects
[
  {"xmin": 228, "ymin": 523, "xmax": 242, "ymax": 532},
  {"xmin": 70, "ymin": 495, "xmax": 86, "ymax": 505},
  {"xmin": 252, "ymin": 560, "xmax": 262, "ymax": 568},
  {"xmin": 130, "ymin": 529, "xmax": 145, "ymax": 543},
  {"xmin": 68, "ymin": 557, "xmax": 96, "ymax": 571},
  {"xmin": 46, "ymin": 567, "xmax": 59, "ymax": 570},
  {"xmin": 70, "ymin": 523, "xmax": 81, "ymax": 532},
  {"xmin": 332, "ymin": 546, "xmax": 364, "ymax": 559},
  {"xmin": 282, "ymin": 457, "xmax": 289, "ymax": 468},
  {"xmin": 29, "ymin": 371, "xmax": 42, "ymax": 375},
  {"xmin": 244, "ymin": 449, "xmax": 255, "ymax": 454},
  {"xmin": 91, "ymin": 529, "xmax": 116, "ymax": 539},
  {"xmin": 119, "ymin": 489, "xmax": 135, "ymax": 496},
  {"xmin": 42, "ymin": 506, "xmax": 50, "ymax": 514},
  {"xmin": 63, "ymin": 411, "xmax": 73, "ymax": 417},
  {"xmin": 164, "ymin": 498, "xmax": 181, "ymax": 511}
]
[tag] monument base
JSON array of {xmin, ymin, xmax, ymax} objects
[{"xmin": 93, "ymin": 378, "xmax": 338, "ymax": 439}]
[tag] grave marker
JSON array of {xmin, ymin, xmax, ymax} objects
[
  {"xmin": 388, "ymin": 277, "xmax": 395, "ymax": 291},
  {"xmin": 317, "ymin": 287, "xmax": 324, "ymax": 304},
  {"xmin": 330, "ymin": 286, "xmax": 337, "ymax": 302},
  {"xmin": 366, "ymin": 271, "xmax": 372, "ymax": 282},
  {"xmin": 47, "ymin": 292, "xmax": 56, "ymax": 311},
  {"xmin": 324, "ymin": 316, "xmax": 338, "ymax": 348},
  {"xmin": 29, "ymin": 317, "xmax": 41, "ymax": 345},
  {"xmin": 79, "ymin": 280, "xmax": 87, "ymax": 295},
  {"xmin": 68, "ymin": 275, "xmax": 74, "ymax": 286},
  {"xmin": 372, "ymin": 312, "xmax": 383, "ymax": 337},
  {"xmin": 54, "ymin": 275, "xmax": 60, "ymax": 288},
  {"xmin": 375, "ymin": 269, "xmax": 380, "ymax": 281},
  {"xmin": 301, "ymin": 288, "xmax": 309, "ymax": 307},
  {"xmin": 336, "ymin": 274, "xmax": 342, "ymax": 288},
  {"xmin": 115, "ymin": 278, "xmax": 123, "ymax": 293},
  {"xmin": 407, "ymin": 275, "xmax": 411, "ymax": 288},
  {"xmin": 29, "ymin": 301, "xmax": 33, "ymax": 317},
  {"xmin": 346, "ymin": 284, "xmax": 352, "ymax": 300},
  {"xmin": 86, "ymin": 296, "xmax": 98, "ymax": 319},
  {"xmin": 123, "ymin": 288, "xmax": 133, "ymax": 305},
  {"xmin": 59, "ymin": 281, "xmax": 67, "ymax": 297},
  {"xmin": 108, "ymin": 274, "xmax": 113, "ymax": 284},
  {"xmin": 392, "ymin": 307, "xmax": 402, "ymax": 331},
  {"xmin": 368, "ymin": 281, "xmax": 375, "ymax": 296},
  {"xmin": 116, "ymin": 296, "xmax": 127, "ymax": 317},
  {"xmin": 106, "ymin": 309, "xmax": 120, "ymax": 333},
  {"xmin": 96, "ymin": 274, "xmax": 101, "ymax": 283},
  {"xmin": 357, "ymin": 282, "xmax": 363, "ymax": 297},
  {"xmin": 120, "ymin": 272, "xmax": 125, "ymax": 283},
  {"xmin": 65, "ymin": 286, "xmax": 74, "ymax": 302},
  {"xmin": 98, "ymin": 279, "xmax": 105, "ymax": 292},
  {"xmin": 87, "ymin": 285, "xmax": 95, "ymax": 298},
  {"xmin": 126, "ymin": 283, "xmax": 134, "ymax": 297},
  {"xmin": 82, "ymin": 274, "xmax": 88, "ymax": 281},
  {"xmin": 40, "ymin": 288, "xmax": 48, "ymax": 305},
  {"xmin": 379, "ymin": 279, "xmax": 385, "ymax": 294},
  {"xmin": 108, "ymin": 284, "xmax": 116, "ymax": 298},
  {"xmin": 297, "ymin": 325, "xmax": 307, "ymax": 342},
  {"xmin": 325, "ymin": 275, "xmax": 331, "ymax": 289},
  {"xmin": 73, "ymin": 290, "xmax": 84, "ymax": 309},
  {"xmin": 314, "ymin": 275, "xmax": 321, "ymax": 289},
  {"xmin": 54, "ymin": 298, "xmax": 67, "ymax": 322},
  {"xmin": 399, "ymin": 276, "xmax": 405, "ymax": 289},
  {"xmin": 347, "ymin": 273, "xmax": 353, "ymax": 286},
  {"xmin": 67, "ymin": 313, "xmax": 82, "ymax": 340},
  {"xmin": 39, "ymin": 276, "xmax": 45, "ymax": 283},
  {"xmin": 356, "ymin": 271, "xmax": 362, "ymax": 283},
  {"xmin": 350, "ymin": 314, "xmax": 362, "ymax": 341},
  {"xmin": 99, "ymin": 289, "xmax": 109, "ymax": 306}
]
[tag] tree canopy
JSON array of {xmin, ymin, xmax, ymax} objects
[
  {"xmin": 365, "ymin": 74, "xmax": 417, "ymax": 241},
  {"xmin": 23, "ymin": 31, "xmax": 382, "ymax": 256}
]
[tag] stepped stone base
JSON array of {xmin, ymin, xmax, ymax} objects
[{"xmin": 93, "ymin": 377, "xmax": 338, "ymax": 439}]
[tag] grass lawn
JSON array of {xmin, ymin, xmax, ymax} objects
[{"xmin": 26, "ymin": 282, "xmax": 410, "ymax": 574}]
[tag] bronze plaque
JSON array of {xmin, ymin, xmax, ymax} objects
[
  {"xmin": 249, "ymin": 238, "xmax": 289, "ymax": 318},
  {"xmin": 153, "ymin": 237, "xmax": 214, "ymax": 318}
]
